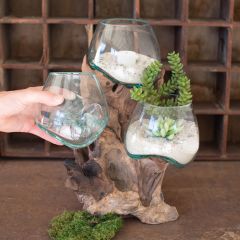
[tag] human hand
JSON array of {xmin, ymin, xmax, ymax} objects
[{"xmin": 0, "ymin": 86, "xmax": 64, "ymax": 145}]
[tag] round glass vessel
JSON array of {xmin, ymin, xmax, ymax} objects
[
  {"xmin": 125, "ymin": 103, "xmax": 199, "ymax": 167},
  {"xmin": 88, "ymin": 18, "xmax": 160, "ymax": 86},
  {"xmin": 35, "ymin": 72, "xmax": 108, "ymax": 149}
]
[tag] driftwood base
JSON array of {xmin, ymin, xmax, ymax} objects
[{"xmin": 64, "ymin": 58, "xmax": 179, "ymax": 224}]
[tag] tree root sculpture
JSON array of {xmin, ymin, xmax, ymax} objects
[{"xmin": 64, "ymin": 59, "xmax": 178, "ymax": 224}]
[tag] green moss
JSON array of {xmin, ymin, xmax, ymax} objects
[{"xmin": 48, "ymin": 211, "xmax": 123, "ymax": 240}]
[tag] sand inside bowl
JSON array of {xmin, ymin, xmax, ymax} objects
[
  {"xmin": 125, "ymin": 119, "xmax": 199, "ymax": 165},
  {"xmin": 93, "ymin": 50, "xmax": 156, "ymax": 84}
]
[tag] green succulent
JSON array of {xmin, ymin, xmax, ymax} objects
[
  {"xmin": 151, "ymin": 117, "xmax": 184, "ymax": 140},
  {"xmin": 130, "ymin": 51, "xmax": 192, "ymax": 107},
  {"xmin": 130, "ymin": 51, "xmax": 192, "ymax": 140},
  {"xmin": 48, "ymin": 211, "xmax": 123, "ymax": 240}
]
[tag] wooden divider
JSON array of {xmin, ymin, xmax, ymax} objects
[{"xmin": 0, "ymin": 0, "xmax": 239, "ymax": 160}]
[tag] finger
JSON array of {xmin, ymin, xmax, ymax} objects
[
  {"xmin": 28, "ymin": 85, "xmax": 76, "ymax": 100},
  {"xmin": 22, "ymin": 88, "xmax": 64, "ymax": 106},
  {"xmin": 0, "ymin": 115, "xmax": 32, "ymax": 133},
  {"xmin": 26, "ymin": 86, "xmax": 43, "ymax": 91},
  {"xmin": 29, "ymin": 125, "xmax": 63, "ymax": 145},
  {"xmin": 0, "ymin": 116, "xmax": 63, "ymax": 145},
  {"xmin": 48, "ymin": 86, "xmax": 76, "ymax": 100}
]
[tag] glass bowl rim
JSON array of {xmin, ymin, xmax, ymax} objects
[
  {"xmin": 99, "ymin": 18, "xmax": 150, "ymax": 27},
  {"xmin": 48, "ymin": 72, "xmax": 97, "ymax": 77},
  {"xmin": 143, "ymin": 102, "xmax": 192, "ymax": 110}
]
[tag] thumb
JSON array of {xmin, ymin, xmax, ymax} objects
[{"xmin": 22, "ymin": 87, "xmax": 64, "ymax": 106}]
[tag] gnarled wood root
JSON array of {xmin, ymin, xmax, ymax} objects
[
  {"xmin": 64, "ymin": 58, "xmax": 178, "ymax": 224},
  {"xmin": 65, "ymin": 128, "xmax": 178, "ymax": 224}
]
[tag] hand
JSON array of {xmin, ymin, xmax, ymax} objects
[{"xmin": 0, "ymin": 86, "xmax": 64, "ymax": 145}]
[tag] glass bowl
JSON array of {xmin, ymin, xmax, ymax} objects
[
  {"xmin": 124, "ymin": 103, "xmax": 199, "ymax": 167},
  {"xmin": 35, "ymin": 72, "xmax": 108, "ymax": 149},
  {"xmin": 88, "ymin": 18, "xmax": 160, "ymax": 87}
]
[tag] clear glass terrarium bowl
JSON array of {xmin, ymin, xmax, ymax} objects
[
  {"xmin": 125, "ymin": 103, "xmax": 199, "ymax": 167},
  {"xmin": 35, "ymin": 72, "xmax": 108, "ymax": 149},
  {"xmin": 88, "ymin": 18, "xmax": 160, "ymax": 87}
]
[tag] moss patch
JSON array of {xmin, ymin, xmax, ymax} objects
[{"xmin": 48, "ymin": 211, "xmax": 123, "ymax": 240}]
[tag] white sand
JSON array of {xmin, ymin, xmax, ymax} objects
[
  {"xmin": 125, "ymin": 119, "xmax": 199, "ymax": 165},
  {"xmin": 93, "ymin": 50, "xmax": 156, "ymax": 84}
]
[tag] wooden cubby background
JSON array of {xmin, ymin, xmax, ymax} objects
[{"xmin": 0, "ymin": 0, "xmax": 239, "ymax": 160}]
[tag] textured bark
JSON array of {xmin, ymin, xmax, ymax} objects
[{"xmin": 64, "ymin": 57, "xmax": 178, "ymax": 224}]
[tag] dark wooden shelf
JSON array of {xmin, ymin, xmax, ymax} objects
[
  {"xmin": 233, "ymin": 22, "xmax": 240, "ymax": 27},
  {"xmin": 230, "ymin": 101, "xmax": 240, "ymax": 114},
  {"xmin": 0, "ymin": 17, "xmax": 43, "ymax": 24},
  {"xmin": 227, "ymin": 144, "xmax": 240, "ymax": 156},
  {"xmin": 234, "ymin": 0, "xmax": 240, "ymax": 21},
  {"xmin": 153, "ymin": 26, "xmax": 182, "ymax": 61},
  {"xmin": 94, "ymin": 0, "xmax": 134, "ymax": 18},
  {"xmin": 47, "ymin": 18, "xmax": 97, "ymax": 25},
  {"xmin": 4, "ymin": 68, "xmax": 43, "ymax": 90},
  {"xmin": 230, "ymin": 72, "xmax": 240, "ymax": 114},
  {"xmin": 232, "ymin": 27, "xmax": 240, "ymax": 70},
  {"xmin": 188, "ymin": 0, "xmax": 230, "ymax": 21},
  {"xmin": 49, "ymin": 24, "xmax": 88, "ymax": 66},
  {"xmin": 139, "ymin": 0, "xmax": 181, "ymax": 20},
  {"xmin": 49, "ymin": 144, "xmax": 74, "ymax": 158},
  {"xmin": 1, "ymin": 60, "xmax": 42, "ymax": 69},
  {"xmin": 194, "ymin": 102, "xmax": 225, "ymax": 115},
  {"xmin": 49, "ymin": 0, "xmax": 88, "ymax": 18},
  {"xmin": 186, "ymin": 20, "xmax": 231, "ymax": 27},
  {"xmin": 3, "ymin": 133, "xmax": 45, "ymax": 157},
  {"xmin": 1, "ymin": 148, "xmax": 73, "ymax": 158},
  {"xmin": 146, "ymin": 19, "xmax": 183, "ymax": 26},
  {"xmin": 227, "ymin": 115, "xmax": 240, "ymax": 157},
  {"xmin": 186, "ymin": 62, "xmax": 227, "ymax": 72},
  {"xmin": 187, "ymin": 27, "xmax": 227, "ymax": 65},
  {"xmin": 0, "ymin": 17, "xmax": 238, "ymax": 27},
  {"xmin": 0, "ymin": 0, "xmax": 42, "ymax": 18},
  {"xmin": 196, "ymin": 142, "xmax": 221, "ymax": 159},
  {"xmin": 0, "ymin": 133, "xmax": 73, "ymax": 158},
  {"xmin": 48, "ymin": 60, "xmax": 82, "ymax": 70},
  {"xmin": 0, "ymin": 0, "xmax": 239, "ymax": 160},
  {"xmin": 231, "ymin": 63, "xmax": 240, "ymax": 72}
]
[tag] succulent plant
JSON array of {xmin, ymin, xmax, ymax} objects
[
  {"xmin": 130, "ymin": 51, "xmax": 192, "ymax": 107},
  {"xmin": 151, "ymin": 117, "xmax": 183, "ymax": 140}
]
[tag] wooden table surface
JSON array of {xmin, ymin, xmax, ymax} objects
[{"xmin": 0, "ymin": 160, "xmax": 240, "ymax": 240}]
